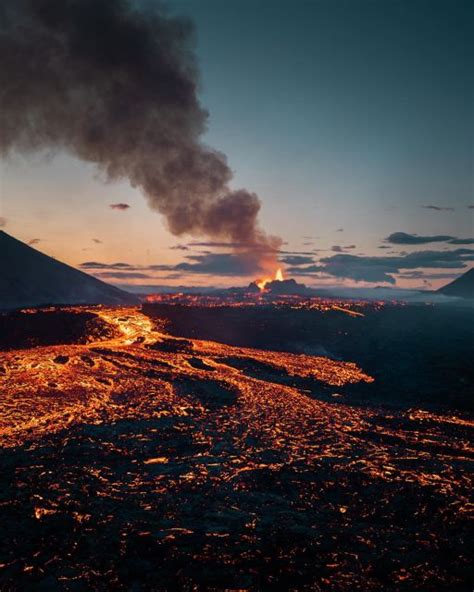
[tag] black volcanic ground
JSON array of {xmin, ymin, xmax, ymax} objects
[
  {"xmin": 0, "ymin": 302, "xmax": 472, "ymax": 591},
  {"xmin": 143, "ymin": 301, "xmax": 474, "ymax": 411}
]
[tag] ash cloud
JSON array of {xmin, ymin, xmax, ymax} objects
[
  {"xmin": 186, "ymin": 240, "xmax": 271, "ymax": 250},
  {"xmin": 0, "ymin": 0, "xmax": 279, "ymax": 266}
]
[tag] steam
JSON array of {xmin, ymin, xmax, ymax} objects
[{"xmin": 0, "ymin": 0, "xmax": 280, "ymax": 268}]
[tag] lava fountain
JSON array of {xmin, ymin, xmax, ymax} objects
[{"xmin": 256, "ymin": 267, "xmax": 284, "ymax": 292}]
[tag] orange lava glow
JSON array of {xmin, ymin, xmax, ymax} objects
[
  {"xmin": 256, "ymin": 267, "xmax": 284, "ymax": 291},
  {"xmin": 0, "ymin": 306, "xmax": 472, "ymax": 590},
  {"xmin": 0, "ymin": 306, "xmax": 374, "ymax": 447},
  {"xmin": 143, "ymin": 291, "xmax": 382, "ymax": 313}
]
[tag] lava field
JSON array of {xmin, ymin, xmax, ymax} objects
[{"xmin": 0, "ymin": 306, "xmax": 472, "ymax": 591}]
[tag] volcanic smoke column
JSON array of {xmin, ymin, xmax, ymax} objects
[{"xmin": 0, "ymin": 0, "xmax": 280, "ymax": 270}]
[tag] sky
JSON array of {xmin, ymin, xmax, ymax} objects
[{"xmin": 0, "ymin": 0, "xmax": 472, "ymax": 290}]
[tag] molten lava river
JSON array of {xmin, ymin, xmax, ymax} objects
[{"xmin": 0, "ymin": 307, "xmax": 472, "ymax": 591}]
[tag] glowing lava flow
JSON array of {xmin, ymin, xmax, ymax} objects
[
  {"xmin": 0, "ymin": 306, "xmax": 472, "ymax": 591},
  {"xmin": 0, "ymin": 306, "xmax": 374, "ymax": 447},
  {"xmin": 256, "ymin": 267, "xmax": 284, "ymax": 291}
]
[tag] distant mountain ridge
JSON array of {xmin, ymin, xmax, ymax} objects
[
  {"xmin": 438, "ymin": 268, "xmax": 474, "ymax": 299},
  {"xmin": 0, "ymin": 231, "xmax": 138, "ymax": 309}
]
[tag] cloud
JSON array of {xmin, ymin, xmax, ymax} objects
[
  {"xmin": 279, "ymin": 255, "xmax": 315, "ymax": 266},
  {"xmin": 397, "ymin": 271, "xmax": 461, "ymax": 280},
  {"xmin": 80, "ymin": 261, "xmax": 135, "ymax": 270},
  {"xmin": 81, "ymin": 260, "xmax": 176, "ymax": 275},
  {"xmin": 80, "ymin": 250, "xmax": 264, "ymax": 277},
  {"xmin": 331, "ymin": 245, "xmax": 356, "ymax": 252},
  {"xmin": 170, "ymin": 244, "xmax": 189, "ymax": 251},
  {"xmin": 109, "ymin": 203, "xmax": 131, "ymax": 211},
  {"xmin": 279, "ymin": 250, "xmax": 318, "ymax": 256},
  {"xmin": 81, "ymin": 246, "xmax": 474, "ymax": 285},
  {"xmin": 448, "ymin": 238, "xmax": 474, "ymax": 245},
  {"xmin": 286, "ymin": 264, "xmax": 325, "ymax": 276},
  {"xmin": 422, "ymin": 205, "xmax": 455, "ymax": 212},
  {"xmin": 174, "ymin": 252, "xmax": 263, "ymax": 276},
  {"xmin": 95, "ymin": 271, "xmax": 152, "ymax": 280},
  {"xmin": 386, "ymin": 232, "xmax": 454, "ymax": 245},
  {"xmin": 288, "ymin": 249, "xmax": 474, "ymax": 284},
  {"xmin": 386, "ymin": 232, "xmax": 474, "ymax": 246},
  {"xmin": 317, "ymin": 257, "xmax": 399, "ymax": 284},
  {"xmin": 0, "ymin": 217, "xmax": 6, "ymax": 228},
  {"xmin": 146, "ymin": 264, "xmax": 182, "ymax": 271},
  {"xmin": 92, "ymin": 238, "xmax": 103, "ymax": 244},
  {"xmin": 28, "ymin": 238, "xmax": 41, "ymax": 245}
]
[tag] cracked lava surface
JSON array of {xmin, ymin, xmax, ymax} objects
[{"xmin": 0, "ymin": 307, "xmax": 472, "ymax": 591}]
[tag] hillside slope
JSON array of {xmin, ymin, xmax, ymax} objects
[
  {"xmin": 438, "ymin": 268, "xmax": 474, "ymax": 299},
  {"xmin": 0, "ymin": 231, "xmax": 138, "ymax": 308}
]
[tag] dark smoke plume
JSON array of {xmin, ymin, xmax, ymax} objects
[{"xmin": 0, "ymin": 0, "xmax": 280, "ymax": 270}]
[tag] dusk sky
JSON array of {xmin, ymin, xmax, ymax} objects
[{"xmin": 1, "ymin": 0, "xmax": 472, "ymax": 290}]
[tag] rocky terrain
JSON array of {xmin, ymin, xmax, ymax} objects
[
  {"xmin": 0, "ymin": 306, "xmax": 472, "ymax": 591},
  {"xmin": 144, "ymin": 301, "xmax": 474, "ymax": 411}
]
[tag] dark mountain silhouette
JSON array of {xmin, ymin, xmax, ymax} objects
[
  {"xmin": 438, "ymin": 268, "xmax": 474, "ymax": 299},
  {"xmin": 0, "ymin": 231, "xmax": 139, "ymax": 309}
]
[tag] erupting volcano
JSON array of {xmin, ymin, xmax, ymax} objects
[
  {"xmin": 248, "ymin": 268, "xmax": 314, "ymax": 296},
  {"xmin": 0, "ymin": 0, "xmax": 472, "ymax": 590},
  {"xmin": 256, "ymin": 267, "xmax": 285, "ymax": 291}
]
